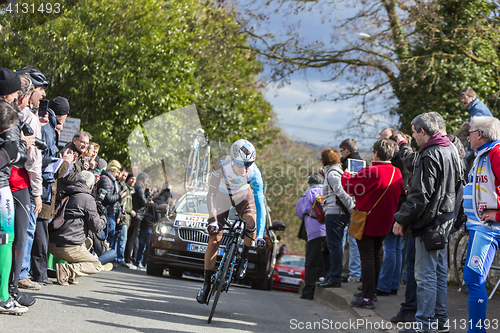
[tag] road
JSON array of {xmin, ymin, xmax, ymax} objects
[{"xmin": 0, "ymin": 267, "xmax": 384, "ymax": 333}]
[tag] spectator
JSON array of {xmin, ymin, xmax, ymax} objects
[
  {"xmin": 57, "ymin": 131, "xmax": 92, "ymax": 198},
  {"xmin": 115, "ymin": 170, "xmax": 135, "ymax": 267},
  {"xmin": 342, "ymin": 139, "xmax": 403, "ymax": 309},
  {"xmin": 87, "ymin": 230, "xmax": 115, "ymax": 270},
  {"xmin": 42, "ymin": 96, "xmax": 70, "ymax": 158},
  {"xmin": 0, "ymin": 99, "xmax": 28, "ymax": 315},
  {"xmin": 376, "ymin": 128, "xmax": 410, "ymax": 297},
  {"xmin": 393, "ymin": 112, "xmax": 463, "ymax": 333},
  {"xmin": 317, "ymin": 148, "xmax": 354, "ymax": 289},
  {"xmin": 125, "ymin": 172, "xmax": 150, "ymax": 267},
  {"xmin": 462, "ymin": 116, "xmax": 500, "ymax": 333},
  {"xmin": 87, "ymin": 142, "xmax": 100, "ymax": 170},
  {"xmin": 339, "ymin": 138, "xmax": 363, "ymax": 283},
  {"xmin": 135, "ymin": 187, "xmax": 172, "ymax": 270},
  {"xmin": 295, "ymin": 171, "xmax": 328, "ymax": 300},
  {"xmin": 95, "ymin": 159, "xmax": 125, "ymax": 249},
  {"xmin": 49, "ymin": 171, "xmax": 107, "ymax": 285}
]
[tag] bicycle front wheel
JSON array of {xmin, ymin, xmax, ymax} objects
[
  {"xmin": 184, "ymin": 148, "xmax": 197, "ymax": 191},
  {"xmin": 453, "ymin": 231, "xmax": 468, "ymax": 293},
  {"xmin": 208, "ymin": 243, "xmax": 235, "ymax": 324}
]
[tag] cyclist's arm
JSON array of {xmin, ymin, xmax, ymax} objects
[
  {"xmin": 207, "ymin": 159, "xmax": 223, "ymax": 223},
  {"xmin": 249, "ymin": 166, "xmax": 265, "ymax": 238}
]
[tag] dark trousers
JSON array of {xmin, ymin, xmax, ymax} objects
[
  {"xmin": 302, "ymin": 236, "xmax": 329, "ymax": 298},
  {"xmin": 357, "ymin": 235, "xmax": 385, "ymax": 299},
  {"xmin": 125, "ymin": 215, "xmax": 142, "ymax": 264},
  {"xmin": 400, "ymin": 237, "xmax": 417, "ymax": 312},
  {"xmin": 324, "ymin": 214, "xmax": 348, "ymax": 283},
  {"xmin": 10, "ymin": 189, "xmax": 30, "ymax": 289},
  {"xmin": 31, "ymin": 218, "xmax": 50, "ymax": 281}
]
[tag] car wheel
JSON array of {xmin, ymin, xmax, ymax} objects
[
  {"xmin": 168, "ymin": 268, "xmax": 184, "ymax": 279},
  {"xmin": 146, "ymin": 262, "xmax": 164, "ymax": 277}
]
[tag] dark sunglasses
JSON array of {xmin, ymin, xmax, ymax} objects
[{"xmin": 233, "ymin": 159, "xmax": 253, "ymax": 168}]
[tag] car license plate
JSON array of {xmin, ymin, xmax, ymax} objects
[
  {"xmin": 281, "ymin": 277, "xmax": 301, "ymax": 285},
  {"xmin": 187, "ymin": 243, "xmax": 224, "ymax": 256}
]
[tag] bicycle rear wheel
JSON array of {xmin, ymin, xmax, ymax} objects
[
  {"xmin": 184, "ymin": 148, "xmax": 198, "ymax": 191},
  {"xmin": 199, "ymin": 147, "xmax": 211, "ymax": 189},
  {"xmin": 454, "ymin": 231, "xmax": 468, "ymax": 293},
  {"xmin": 208, "ymin": 243, "xmax": 235, "ymax": 324}
]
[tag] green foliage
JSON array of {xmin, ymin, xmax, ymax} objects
[
  {"xmin": 395, "ymin": 0, "xmax": 500, "ymax": 134},
  {"xmin": 0, "ymin": 0, "xmax": 276, "ymax": 163}
]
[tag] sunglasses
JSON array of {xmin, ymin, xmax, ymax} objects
[{"xmin": 233, "ymin": 159, "xmax": 253, "ymax": 168}]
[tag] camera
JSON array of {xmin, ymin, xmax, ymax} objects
[
  {"xmin": 38, "ymin": 99, "xmax": 49, "ymax": 117},
  {"xmin": 20, "ymin": 122, "xmax": 47, "ymax": 151},
  {"xmin": 0, "ymin": 231, "xmax": 7, "ymax": 245},
  {"xmin": 96, "ymin": 188, "xmax": 108, "ymax": 216}
]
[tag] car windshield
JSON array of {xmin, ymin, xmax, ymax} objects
[
  {"xmin": 176, "ymin": 195, "xmax": 209, "ymax": 214},
  {"xmin": 278, "ymin": 255, "xmax": 305, "ymax": 268}
]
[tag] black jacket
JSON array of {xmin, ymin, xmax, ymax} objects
[
  {"xmin": 394, "ymin": 142, "xmax": 463, "ymax": 238},
  {"xmin": 141, "ymin": 189, "xmax": 172, "ymax": 230},
  {"xmin": 0, "ymin": 121, "xmax": 27, "ymax": 189},
  {"xmin": 49, "ymin": 181, "xmax": 106, "ymax": 247},
  {"xmin": 96, "ymin": 169, "xmax": 122, "ymax": 216},
  {"xmin": 132, "ymin": 182, "xmax": 148, "ymax": 217}
]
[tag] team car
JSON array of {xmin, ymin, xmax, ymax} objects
[
  {"xmin": 147, "ymin": 190, "xmax": 286, "ymax": 290},
  {"xmin": 272, "ymin": 254, "xmax": 305, "ymax": 292}
]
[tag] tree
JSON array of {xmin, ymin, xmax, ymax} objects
[
  {"xmin": 235, "ymin": 0, "xmax": 500, "ymax": 134},
  {"xmin": 0, "ymin": 0, "xmax": 277, "ymax": 162}
]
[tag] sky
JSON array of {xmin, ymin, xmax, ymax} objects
[{"xmin": 248, "ymin": 1, "xmax": 399, "ymax": 150}]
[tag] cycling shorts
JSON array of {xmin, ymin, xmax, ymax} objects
[{"xmin": 208, "ymin": 188, "xmax": 256, "ymax": 230}]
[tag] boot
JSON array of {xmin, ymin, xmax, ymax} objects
[{"xmin": 196, "ymin": 269, "xmax": 213, "ymax": 304}]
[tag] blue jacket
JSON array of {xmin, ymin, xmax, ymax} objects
[
  {"xmin": 41, "ymin": 110, "xmax": 60, "ymax": 158},
  {"xmin": 468, "ymin": 98, "xmax": 493, "ymax": 121}
]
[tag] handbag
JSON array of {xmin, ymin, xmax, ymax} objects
[
  {"xmin": 422, "ymin": 225, "xmax": 446, "ymax": 251},
  {"xmin": 348, "ymin": 167, "xmax": 396, "ymax": 240}
]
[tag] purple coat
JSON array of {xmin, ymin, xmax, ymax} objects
[{"xmin": 295, "ymin": 185, "xmax": 325, "ymax": 241}]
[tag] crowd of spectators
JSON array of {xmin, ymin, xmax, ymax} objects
[
  {"xmin": 297, "ymin": 88, "xmax": 497, "ymax": 333},
  {"xmin": 0, "ymin": 67, "xmax": 172, "ymax": 316}
]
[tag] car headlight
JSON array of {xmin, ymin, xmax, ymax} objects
[{"xmin": 156, "ymin": 222, "xmax": 176, "ymax": 236}]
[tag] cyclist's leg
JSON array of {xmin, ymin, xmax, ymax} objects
[
  {"xmin": 205, "ymin": 231, "xmax": 223, "ymax": 270},
  {"xmin": 235, "ymin": 189, "xmax": 257, "ymax": 248}
]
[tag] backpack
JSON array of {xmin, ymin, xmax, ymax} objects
[
  {"xmin": 309, "ymin": 195, "xmax": 325, "ymax": 223},
  {"xmin": 49, "ymin": 195, "xmax": 70, "ymax": 230}
]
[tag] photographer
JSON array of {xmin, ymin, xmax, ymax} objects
[
  {"xmin": 0, "ymin": 99, "xmax": 28, "ymax": 315},
  {"xmin": 95, "ymin": 160, "xmax": 125, "ymax": 249},
  {"xmin": 48, "ymin": 171, "xmax": 107, "ymax": 285}
]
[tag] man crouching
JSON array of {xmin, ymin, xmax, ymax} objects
[{"xmin": 49, "ymin": 171, "xmax": 107, "ymax": 285}]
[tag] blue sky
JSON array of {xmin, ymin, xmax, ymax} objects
[{"xmin": 250, "ymin": 1, "xmax": 399, "ymax": 149}]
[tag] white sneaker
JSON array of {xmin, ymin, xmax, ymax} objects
[
  {"xmin": 0, "ymin": 297, "xmax": 28, "ymax": 315},
  {"xmin": 348, "ymin": 276, "xmax": 361, "ymax": 283},
  {"xmin": 137, "ymin": 264, "xmax": 146, "ymax": 271}
]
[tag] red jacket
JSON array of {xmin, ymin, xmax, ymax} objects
[{"xmin": 342, "ymin": 161, "xmax": 403, "ymax": 237}]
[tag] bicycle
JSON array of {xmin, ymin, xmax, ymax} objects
[
  {"xmin": 181, "ymin": 128, "xmax": 215, "ymax": 191},
  {"xmin": 206, "ymin": 207, "xmax": 247, "ymax": 324},
  {"xmin": 453, "ymin": 225, "xmax": 500, "ymax": 299}
]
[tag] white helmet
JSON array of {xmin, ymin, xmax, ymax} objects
[{"xmin": 230, "ymin": 139, "xmax": 256, "ymax": 168}]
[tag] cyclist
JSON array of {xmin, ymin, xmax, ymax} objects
[{"xmin": 196, "ymin": 139, "xmax": 265, "ymax": 304}]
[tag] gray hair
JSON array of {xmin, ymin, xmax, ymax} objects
[
  {"xmin": 411, "ymin": 113, "xmax": 439, "ymax": 136},
  {"xmin": 136, "ymin": 172, "xmax": 149, "ymax": 183},
  {"xmin": 307, "ymin": 171, "xmax": 324, "ymax": 186},
  {"xmin": 340, "ymin": 138, "xmax": 357, "ymax": 153},
  {"xmin": 373, "ymin": 139, "xmax": 394, "ymax": 161},
  {"xmin": 77, "ymin": 171, "xmax": 95, "ymax": 189},
  {"xmin": 470, "ymin": 116, "xmax": 500, "ymax": 142},
  {"xmin": 73, "ymin": 130, "xmax": 92, "ymax": 141},
  {"xmin": 428, "ymin": 112, "xmax": 446, "ymax": 131}
]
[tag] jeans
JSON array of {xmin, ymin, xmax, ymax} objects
[
  {"xmin": 105, "ymin": 213, "xmax": 116, "ymax": 249},
  {"xmin": 414, "ymin": 220, "xmax": 452, "ymax": 331},
  {"xmin": 348, "ymin": 233, "xmax": 361, "ymax": 279},
  {"xmin": 99, "ymin": 249, "xmax": 117, "ymax": 265},
  {"xmin": 400, "ymin": 237, "xmax": 417, "ymax": 313},
  {"xmin": 135, "ymin": 228, "xmax": 152, "ymax": 266},
  {"xmin": 19, "ymin": 203, "xmax": 38, "ymax": 281},
  {"xmin": 377, "ymin": 230, "xmax": 402, "ymax": 292},
  {"xmin": 324, "ymin": 214, "xmax": 348, "ymax": 283},
  {"xmin": 114, "ymin": 223, "xmax": 128, "ymax": 263}
]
